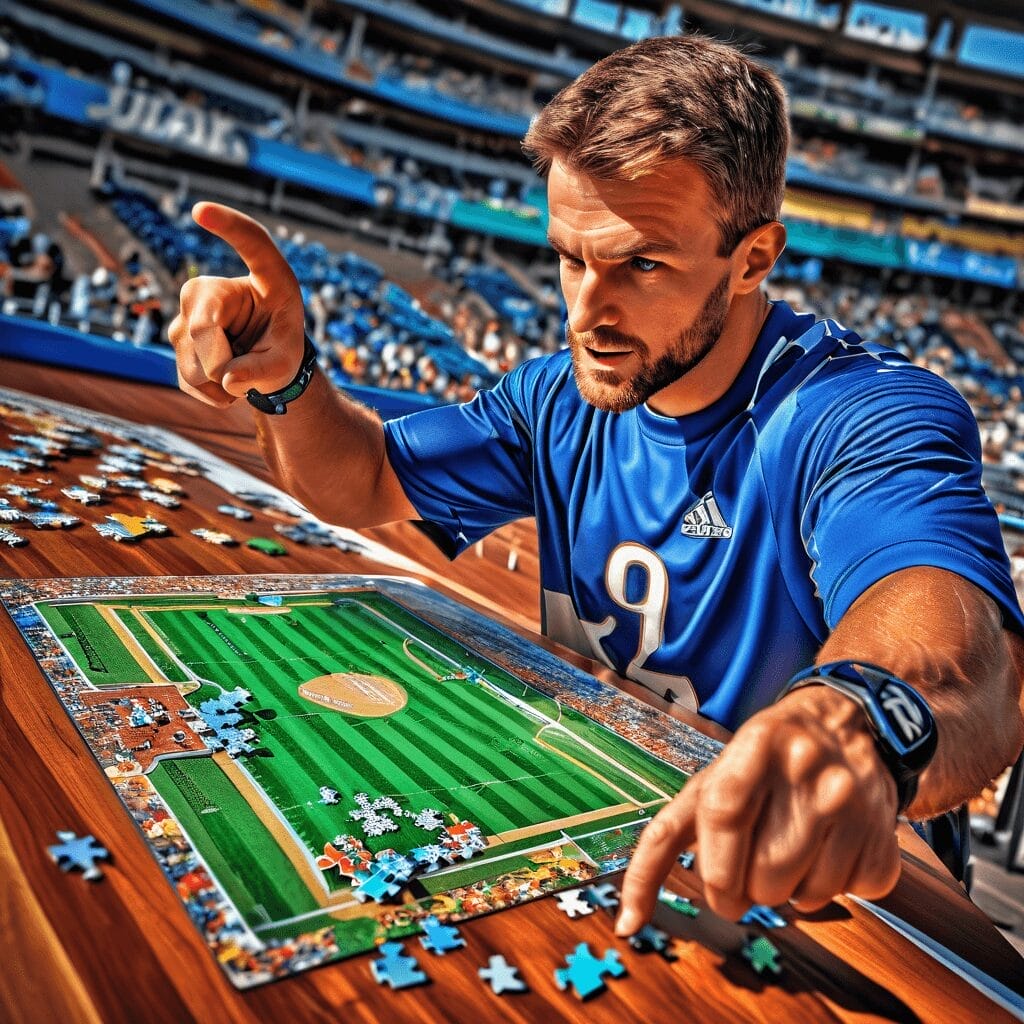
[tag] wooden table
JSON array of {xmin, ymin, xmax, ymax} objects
[{"xmin": 2, "ymin": 356, "xmax": 1022, "ymax": 1024}]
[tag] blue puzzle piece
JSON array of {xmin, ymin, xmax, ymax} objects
[
  {"xmin": 584, "ymin": 882, "xmax": 620, "ymax": 911},
  {"xmin": 352, "ymin": 864, "xmax": 402, "ymax": 903},
  {"xmin": 419, "ymin": 915, "xmax": 465, "ymax": 954},
  {"xmin": 627, "ymin": 924, "xmax": 676, "ymax": 960},
  {"xmin": 371, "ymin": 942, "xmax": 429, "ymax": 989},
  {"xmin": 741, "ymin": 904, "xmax": 787, "ymax": 929},
  {"xmin": 554, "ymin": 943, "xmax": 626, "ymax": 1000},
  {"xmin": 479, "ymin": 955, "xmax": 527, "ymax": 994},
  {"xmin": 47, "ymin": 830, "xmax": 110, "ymax": 881}
]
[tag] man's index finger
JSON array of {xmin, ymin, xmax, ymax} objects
[{"xmin": 191, "ymin": 201, "xmax": 290, "ymax": 287}]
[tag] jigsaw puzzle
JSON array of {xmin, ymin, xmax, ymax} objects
[{"xmin": 2, "ymin": 567, "xmax": 721, "ymax": 989}]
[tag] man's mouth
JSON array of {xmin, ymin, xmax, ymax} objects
[{"xmin": 585, "ymin": 347, "xmax": 633, "ymax": 366}]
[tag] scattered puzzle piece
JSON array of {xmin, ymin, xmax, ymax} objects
[
  {"xmin": 554, "ymin": 943, "xmax": 626, "ymax": 1000},
  {"xmin": 479, "ymin": 955, "xmax": 527, "ymax": 994},
  {"xmin": 628, "ymin": 924, "xmax": 676, "ymax": 960},
  {"xmin": 47, "ymin": 830, "xmax": 110, "ymax": 881},
  {"xmin": 741, "ymin": 904, "xmax": 787, "ymax": 929},
  {"xmin": 584, "ymin": 882, "xmax": 620, "ymax": 911},
  {"xmin": 658, "ymin": 887, "xmax": 700, "ymax": 917},
  {"xmin": 555, "ymin": 888, "xmax": 595, "ymax": 919},
  {"xmin": 419, "ymin": 915, "xmax": 465, "ymax": 955},
  {"xmin": 742, "ymin": 935, "xmax": 782, "ymax": 976},
  {"xmin": 371, "ymin": 942, "xmax": 429, "ymax": 990}
]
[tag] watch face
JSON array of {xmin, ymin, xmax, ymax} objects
[
  {"xmin": 813, "ymin": 661, "xmax": 938, "ymax": 771},
  {"xmin": 878, "ymin": 681, "xmax": 930, "ymax": 748}
]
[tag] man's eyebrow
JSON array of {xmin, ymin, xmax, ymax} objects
[{"xmin": 546, "ymin": 235, "xmax": 681, "ymax": 261}]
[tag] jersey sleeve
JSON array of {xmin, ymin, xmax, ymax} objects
[
  {"xmin": 382, "ymin": 366, "xmax": 538, "ymax": 557},
  {"xmin": 800, "ymin": 366, "xmax": 1024, "ymax": 635}
]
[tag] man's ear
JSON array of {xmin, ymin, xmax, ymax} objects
[{"xmin": 732, "ymin": 221, "xmax": 787, "ymax": 295}]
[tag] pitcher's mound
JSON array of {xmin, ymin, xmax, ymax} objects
[{"xmin": 299, "ymin": 674, "xmax": 407, "ymax": 717}]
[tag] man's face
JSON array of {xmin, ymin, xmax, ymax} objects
[{"xmin": 547, "ymin": 158, "xmax": 738, "ymax": 415}]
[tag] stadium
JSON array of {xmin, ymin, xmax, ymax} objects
[{"xmin": 3, "ymin": 0, "xmax": 1024, "ymax": 993}]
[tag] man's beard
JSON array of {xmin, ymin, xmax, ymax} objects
[{"xmin": 567, "ymin": 271, "xmax": 732, "ymax": 414}]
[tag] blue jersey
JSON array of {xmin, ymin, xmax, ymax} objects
[{"xmin": 384, "ymin": 300, "xmax": 1024, "ymax": 731}]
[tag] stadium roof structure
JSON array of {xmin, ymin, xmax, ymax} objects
[{"xmin": 901, "ymin": 0, "xmax": 1024, "ymax": 35}]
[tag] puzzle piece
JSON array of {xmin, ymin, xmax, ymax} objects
[
  {"xmin": 584, "ymin": 882, "xmax": 619, "ymax": 911},
  {"xmin": 315, "ymin": 839, "xmax": 372, "ymax": 879},
  {"xmin": 740, "ymin": 904, "xmax": 787, "ymax": 929},
  {"xmin": 407, "ymin": 807, "xmax": 444, "ymax": 830},
  {"xmin": 555, "ymin": 888, "xmax": 595, "ymax": 919},
  {"xmin": 479, "ymin": 955, "xmax": 527, "ymax": 994},
  {"xmin": 554, "ymin": 943, "xmax": 626, "ymax": 1000},
  {"xmin": 374, "ymin": 848, "xmax": 416, "ymax": 883},
  {"xmin": 411, "ymin": 843, "xmax": 447, "ymax": 872},
  {"xmin": 658, "ymin": 887, "xmax": 700, "ymax": 917},
  {"xmin": 351, "ymin": 862, "xmax": 402, "ymax": 904},
  {"xmin": 370, "ymin": 942, "xmax": 429, "ymax": 990},
  {"xmin": 627, "ymin": 924, "xmax": 676, "ymax": 960},
  {"xmin": 419, "ymin": 915, "xmax": 465, "ymax": 955},
  {"xmin": 741, "ymin": 935, "xmax": 782, "ymax": 976},
  {"xmin": 47, "ymin": 830, "xmax": 110, "ymax": 881}
]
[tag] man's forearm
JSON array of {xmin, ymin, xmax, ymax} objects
[
  {"xmin": 816, "ymin": 567, "xmax": 1024, "ymax": 819},
  {"xmin": 253, "ymin": 367, "xmax": 415, "ymax": 528}
]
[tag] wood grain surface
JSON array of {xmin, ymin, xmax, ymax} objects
[{"xmin": 1, "ymin": 355, "xmax": 1022, "ymax": 1024}]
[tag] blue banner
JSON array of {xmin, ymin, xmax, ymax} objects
[{"xmin": 247, "ymin": 138, "xmax": 377, "ymax": 205}]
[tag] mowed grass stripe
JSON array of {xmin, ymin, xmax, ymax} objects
[
  {"xmin": 148, "ymin": 611, "xmax": 256, "ymax": 687},
  {"xmin": 207, "ymin": 612, "xmax": 331, "ymax": 681},
  {"xmin": 436, "ymin": 684, "xmax": 617, "ymax": 814},
  {"xmin": 54, "ymin": 604, "xmax": 150, "ymax": 685},
  {"xmin": 410, "ymin": 675, "xmax": 618, "ymax": 817},
  {"xmin": 334, "ymin": 611, "xmax": 588, "ymax": 825},
  {"xmin": 329, "ymin": 604, "xmax": 614, "ymax": 821},
  {"xmin": 150, "ymin": 758, "xmax": 316, "ymax": 925},
  {"xmin": 113, "ymin": 609, "xmax": 190, "ymax": 682},
  {"xmin": 397, "ymin": 684, "xmax": 574, "ymax": 825},
  {"xmin": 292, "ymin": 606, "xmax": 560, "ymax": 830},
  {"xmin": 337, "ymin": 598, "xmax": 688, "ymax": 802},
  {"xmin": 323, "ymin": 601, "xmax": 620, "ymax": 817},
  {"xmin": 166, "ymin": 612, "xmax": 308, "ymax": 706}
]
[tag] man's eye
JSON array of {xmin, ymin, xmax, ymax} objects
[
  {"xmin": 559, "ymin": 254, "xmax": 584, "ymax": 269},
  {"xmin": 631, "ymin": 256, "xmax": 659, "ymax": 272}
]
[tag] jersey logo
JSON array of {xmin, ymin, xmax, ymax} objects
[{"xmin": 681, "ymin": 492, "xmax": 733, "ymax": 539}]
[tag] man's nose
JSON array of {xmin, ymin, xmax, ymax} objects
[{"xmin": 567, "ymin": 268, "xmax": 619, "ymax": 335}]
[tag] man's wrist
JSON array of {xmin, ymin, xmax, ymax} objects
[
  {"xmin": 245, "ymin": 335, "xmax": 318, "ymax": 415},
  {"xmin": 776, "ymin": 661, "xmax": 938, "ymax": 814}
]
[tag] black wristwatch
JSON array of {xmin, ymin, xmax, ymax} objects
[
  {"xmin": 777, "ymin": 660, "xmax": 938, "ymax": 813},
  {"xmin": 245, "ymin": 334, "xmax": 319, "ymax": 415}
]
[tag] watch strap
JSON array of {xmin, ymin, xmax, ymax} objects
[
  {"xmin": 778, "ymin": 661, "xmax": 937, "ymax": 814},
  {"xmin": 245, "ymin": 334, "xmax": 318, "ymax": 415}
]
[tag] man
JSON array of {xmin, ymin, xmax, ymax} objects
[{"xmin": 169, "ymin": 34, "xmax": 1024, "ymax": 936}]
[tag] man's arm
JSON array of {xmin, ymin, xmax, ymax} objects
[
  {"xmin": 252, "ymin": 368, "xmax": 416, "ymax": 528},
  {"xmin": 167, "ymin": 201, "xmax": 416, "ymax": 528},
  {"xmin": 615, "ymin": 566, "xmax": 1024, "ymax": 934}
]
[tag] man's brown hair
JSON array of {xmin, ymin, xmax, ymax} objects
[{"xmin": 523, "ymin": 34, "xmax": 789, "ymax": 256}]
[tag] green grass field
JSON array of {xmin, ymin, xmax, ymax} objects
[{"xmin": 40, "ymin": 589, "xmax": 687, "ymax": 930}]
